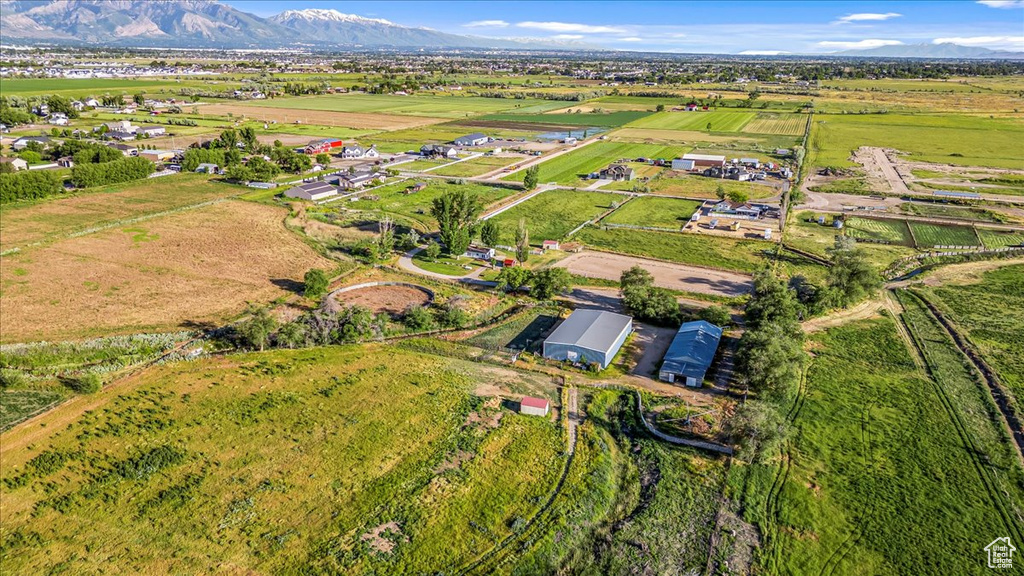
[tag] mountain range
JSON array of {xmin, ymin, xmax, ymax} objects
[{"xmin": 0, "ymin": 0, "xmax": 1021, "ymax": 58}]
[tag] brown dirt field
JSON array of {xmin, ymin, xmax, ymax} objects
[
  {"xmin": 0, "ymin": 200, "xmax": 333, "ymax": 343},
  {"xmin": 198, "ymin": 103, "xmax": 445, "ymax": 130},
  {"xmin": 554, "ymin": 251, "xmax": 753, "ymax": 297},
  {"xmin": 458, "ymin": 119, "xmax": 574, "ymax": 132},
  {"xmin": 333, "ymin": 285, "xmax": 431, "ymax": 315}
]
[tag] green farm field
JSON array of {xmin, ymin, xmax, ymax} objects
[
  {"xmin": 478, "ymin": 111, "xmax": 650, "ymax": 128},
  {"xmin": 246, "ymin": 93, "xmax": 567, "ymax": 118},
  {"xmin": 978, "ymin": 228, "xmax": 1024, "ymax": 248},
  {"xmin": 601, "ymin": 196, "xmax": 701, "ymax": 229},
  {"xmin": 502, "ymin": 141, "xmax": 688, "ymax": 186},
  {"xmin": 625, "ymin": 110, "xmax": 756, "ymax": 132},
  {"xmin": 844, "ymin": 217, "xmax": 913, "ymax": 245},
  {"xmin": 808, "ymin": 114, "xmax": 1024, "ymax": 169},
  {"xmin": 344, "ymin": 181, "xmax": 518, "ymax": 230},
  {"xmin": 575, "ymin": 226, "xmax": 770, "ymax": 273},
  {"xmin": 908, "ymin": 221, "xmax": 981, "ymax": 247},
  {"xmin": 431, "ymin": 155, "xmax": 520, "ymax": 177},
  {"xmin": 736, "ymin": 316, "xmax": 1024, "ymax": 575},
  {"xmin": 785, "ymin": 212, "xmax": 916, "ymax": 271},
  {"xmin": 741, "ymin": 113, "xmax": 807, "ymax": 136},
  {"xmin": 488, "ymin": 189, "xmax": 618, "ymax": 243}
]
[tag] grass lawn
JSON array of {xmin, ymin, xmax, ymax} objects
[
  {"xmin": 0, "ymin": 345, "xmax": 569, "ymax": 574},
  {"xmin": 488, "ymin": 189, "xmax": 618, "ymax": 243},
  {"xmin": 602, "ymin": 196, "xmax": 701, "ymax": 229},
  {"xmin": 502, "ymin": 141, "xmax": 688, "ymax": 186},
  {"xmin": 844, "ymin": 217, "xmax": 913, "ymax": 246},
  {"xmin": 908, "ymin": 221, "xmax": 981, "ymax": 247},
  {"xmin": 345, "ymin": 180, "xmax": 518, "ymax": 230},
  {"xmin": 411, "ymin": 251, "xmax": 478, "ymax": 276},
  {"xmin": 464, "ymin": 307, "xmax": 561, "ymax": 352},
  {"xmin": 431, "ymin": 155, "xmax": 519, "ymax": 177},
  {"xmin": 575, "ymin": 226, "xmax": 770, "ymax": 273},
  {"xmin": 738, "ymin": 316, "xmax": 1024, "ymax": 575},
  {"xmin": 741, "ymin": 113, "xmax": 807, "ymax": 136},
  {"xmin": 247, "ymin": 93, "xmax": 567, "ymax": 119},
  {"xmin": 0, "ymin": 173, "xmax": 237, "ymax": 252},
  {"xmin": 923, "ymin": 264, "xmax": 1024, "ymax": 410},
  {"xmin": 625, "ymin": 110, "xmax": 756, "ymax": 132},
  {"xmin": 808, "ymin": 113, "xmax": 1024, "ymax": 170}
]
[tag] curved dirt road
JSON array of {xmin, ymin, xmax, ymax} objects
[{"xmin": 554, "ymin": 251, "xmax": 753, "ymax": 297}]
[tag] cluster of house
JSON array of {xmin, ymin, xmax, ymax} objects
[
  {"xmin": 418, "ymin": 133, "xmax": 491, "ymax": 159},
  {"xmin": 671, "ymin": 153, "xmax": 792, "ymax": 180},
  {"xmin": 283, "ymin": 169, "xmax": 390, "ymax": 201},
  {"xmin": 96, "ymin": 120, "xmax": 166, "ymax": 141},
  {"xmin": 538, "ymin": 308, "xmax": 723, "ymax": 387}
]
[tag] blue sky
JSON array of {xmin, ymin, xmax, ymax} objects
[{"xmin": 225, "ymin": 0, "xmax": 1024, "ymax": 53}]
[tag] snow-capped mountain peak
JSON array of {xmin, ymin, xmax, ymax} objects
[{"xmin": 272, "ymin": 9, "xmax": 393, "ymax": 26}]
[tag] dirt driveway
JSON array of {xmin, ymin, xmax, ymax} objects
[{"xmin": 555, "ymin": 251, "xmax": 753, "ymax": 297}]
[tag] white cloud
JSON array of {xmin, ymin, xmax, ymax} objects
[
  {"xmin": 835, "ymin": 12, "xmax": 902, "ymax": 23},
  {"xmin": 816, "ymin": 39, "xmax": 904, "ymax": 49},
  {"xmin": 739, "ymin": 50, "xmax": 791, "ymax": 55},
  {"xmin": 933, "ymin": 35, "xmax": 1024, "ymax": 48},
  {"xmin": 551, "ymin": 34, "xmax": 585, "ymax": 40},
  {"xmin": 463, "ymin": 20, "xmax": 509, "ymax": 28},
  {"xmin": 515, "ymin": 21, "xmax": 626, "ymax": 34},
  {"xmin": 977, "ymin": 1, "xmax": 1024, "ymax": 8},
  {"xmin": 617, "ymin": 37, "xmax": 643, "ymax": 42}
]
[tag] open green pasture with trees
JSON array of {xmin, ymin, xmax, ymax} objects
[
  {"xmin": 344, "ymin": 180, "xmax": 518, "ymax": 230},
  {"xmin": 923, "ymin": 264, "xmax": 1024, "ymax": 409},
  {"xmin": 785, "ymin": 212, "xmax": 916, "ymax": 271},
  {"xmin": 246, "ymin": 93, "xmax": 567, "ymax": 118},
  {"xmin": 625, "ymin": 110, "xmax": 756, "ymax": 132},
  {"xmin": 731, "ymin": 316, "xmax": 1024, "ymax": 575},
  {"xmin": 488, "ymin": 189, "xmax": 618, "ymax": 244},
  {"xmin": 575, "ymin": 226, "xmax": 770, "ymax": 273},
  {"xmin": 601, "ymin": 196, "xmax": 701, "ymax": 229},
  {"xmin": 807, "ymin": 113, "xmax": 1024, "ymax": 169},
  {"xmin": 502, "ymin": 141, "xmax": 688, "ymax": 186}
]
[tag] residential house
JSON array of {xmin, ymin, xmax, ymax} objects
[
  {"xmin": 107, "ymin": 143, "xmax": 138, "ymax": 156},
  {"xmin": 284, "ymin": 181, "xmax": 338, "ymax": 202},
  {"xmin": 420, "ymin": 144, "xmax": 458, "ymax": 158},
  {"xmin": 107, "ymin": 130, "xmax": 136, "ymax": 141},
  {"xmin": 333, "ymin": 171, "xmax": 382, "ymax": 190},
  {"xmin": 453, "ymin": 133, "xmax": 488, "ymax": 147},
  {"xmin": 519, "ymin": 396, "xmax": 550, "ymax": 417},
  {"xmin": 11, "ymin": 136, "xmax": 50, "ymax": 151},
  {"xmin": 48, "ymin": 113, "xmax": 69, "ymax": 126},
  {"xmin": 0, "ymin": 156, "xmax": 28, "ymax": 171},
  {"xmin": 340, "ymin": 144, "xmax": 379, "ymax": 159},
  {"xmin": 543, "ymin": 309, "xmax": 633, "ymax": 370},
  {"xmin": 103, "ymin": 120, "xmax": 135, "ymax": 133},
  {"xmin": 542, "ymin": 240, "xmax": 560, "ymax": 250},
  {"xmin": 71, "ymin": 100, "xmax": 85, "ymax": 112},
  {"xmin": 726, "ymin": 166, "xmax": 752, "ymax": 181},
  {"xmin": 304, "ymin": 138, "xmax": 343, "ymax": 155},
  {"xmin": 136, "ymin": 125, "xmax": 166, "ymax": 137},
  {"xmin": 83, "ymin": 98, "xmax": 100, "ymax": 108},
  {"xmin": 659, "ymin": 320, "xmax": 723, "ymax": 386},
  {"xmin": 710, "ymin": 200, "xmax": 763, "ymax": 219},
  {"xmin": 195, "ymin": 163, "xmax": 221, "ymax": 174},
  {"xmin": 465, "ymin": 245, "xmax": 495, "ymax": 260},
  {"xmin": 599, "ymin": 163, "xmax": 635, "ymax": 181}
]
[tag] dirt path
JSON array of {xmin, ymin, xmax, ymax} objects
[
  {"xmin": 555, "ymin": 251, "xmax": 753, "ymax": 297},
  {"xmin": 802, "ymin": 298, "xmax": 884, "ymax": 333},
  {"xmin": 486, "ymin": 137, "xmax": 599, "ymax": 181}
]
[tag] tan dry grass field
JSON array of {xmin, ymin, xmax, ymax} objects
[
  {"xmin": 610, "ymin": 127, "xmax": 762, "ymax": 144},
  {"xmin": 198, "ymin": 103, "xmax": 447, "ymax": 130},
  {"xmin": 0, "ymin": 201, "xmax": 332, "ymax": 343}
]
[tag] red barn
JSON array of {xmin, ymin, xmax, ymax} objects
[{"xmin": 304, "ymin": 138, "xmax": 343, "ymax": 155}]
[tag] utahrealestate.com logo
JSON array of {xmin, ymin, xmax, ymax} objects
[{"xmin": 985, "ymin": 537, "xmax": 1016, "ymax": 569}]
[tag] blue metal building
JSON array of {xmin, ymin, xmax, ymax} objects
[
  {"xmin": 543, "ymin": 309, "xmax": 633, "ymax": 369},
  {"xmin": 659, "ymin": 320, "xmax": 723, "ymax": 387}
]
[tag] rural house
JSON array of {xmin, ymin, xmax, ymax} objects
[
  {"xmin": 107, "ymin": 130, "xmax": 136, "ymax": 141},
  {"xmin": 453, "ymin": 133, "xmax": 488, "ymax": 147},
  {"xmin": 333, "ymin": 171, "xmax": 383, "ymax": 190},
  {"xmin": 681, "ymin": 153, "xmax": 726, "ymax": 168},
  {"xmin": 284, "ymin": 181, "xmax": 338, "ymax": 202},
  {"xmin": 420, "ymin": 144, "xmax": 458, "ymax": 158},
  {"xmin": 340, "ymin": 144, "xmax": 379, "ymax": 159},
  {"xmin": 542, "ymin": 240, "xmax": 560, "ymax": 250},
  {"xmin": 195, "ymin": 163, "xmax": 221, "ymax": 174},
  {"xmin": 710, "ymin": 200, "xmax": 763, "ymax": 219},
  {"xmin": 659, "ymin": 321, "xmax": 723, "ymax": 386},
  {"xmin": 107, "ymin": 143, "xmax": 138, "ymax": 156},
  {"xmin": 543, "ymin": 309, "xmax": 633, "ymax": 369},
  {"xmin": 57, "ymin": 156, "xmax": 74, "ymax": 168},
  {"xmin": 304, "ymin": 138, "xmax": 343, "ymax": 155},
  {"xmin": 137, "ymin": 125, "xmax": 166, "ymax": 137},
  {"xmin": 599, "ymin": 163, "xmax": 635, "ymax": 181},
  {"xmin": 103, "ymin": 120, "xmax": 135, "ymax": 133},
  {"xmin": 465, "ymin": 244, "xmax": 495, "ymax": 260},
  {"xmin": 48, "ymin": 113, "xmax": 69, "ymax": 126},
  {"xmin": 0, "ymin": 157, "xmax": 28, "ymax": 170},
  {"xmin": 11, "ymin": 136, "xmax": 51, "ymax": 151},
  {"xmin": 519, "ymin": 396, "xmax": 550, "ymax": 417}
]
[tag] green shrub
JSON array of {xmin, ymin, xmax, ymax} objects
[{"xmin": 64, "ymin": 373, "xmax": 102, "ymax": 394}]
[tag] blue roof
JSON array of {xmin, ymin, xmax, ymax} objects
[
  {"xmin": 933, "ymin": 190, "xmax": 981, "ymax": 199},
  {"xmin": 661, "ymin": 321, "xmax": 723, "ymax": 379}
]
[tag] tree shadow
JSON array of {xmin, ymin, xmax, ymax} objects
[{"xmin": 271, "ymin": 278, "xmax": 304, "ymax": 295}]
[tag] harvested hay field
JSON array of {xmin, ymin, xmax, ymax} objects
[
  {"xmin": 331, "ymin": 283, "xmax": 433, "ymax": 315},
  {"xmin": 554, "ymin": 251, "xmax": 753, "ymax": 297},
  {"xmin": 198, "ymin": 103, "xmax": 445, "ymax": 130},
  {"xmin": 742, "ymin": 113, "xmax": 807, "ymax": 136},
  {"xmin": 0, "ymin": 201, "xmax": 332, "ymax": 343}
]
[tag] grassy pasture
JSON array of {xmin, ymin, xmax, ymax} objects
[
  {"xmin": 431, "ymin": 155, "xmax": 520, "ymax": 177},
  {"xmin": 478, "ymin": 111, "xmax": 650, "ymax": 128},
  {"xmin": 978, "ymin": 228, "xmax": 1024, "ymax": 248},
  {"xmin": 502, "ymin": 141, "xmax": 687, "ymax": 186},
  {"xmin": 740, "ymin": 316, "xmax": 1024, "ymax": 575},
  {"xmin": 601, "ymin": 196, "xmax": 701, "ymax": 229},
  {"xmin": 0, "ymin": 201, "xmax": 332, "ymax": 343},
  {"xmin": 908, "ymin": 221, "xmax": 981, "ymax": 247},
  {"xmin": 820, "ymin": 78, "xmax": 985, "ymax": 92},
  {"xmin": 625, "ymin": 110, "xmax": 756, "ymax": 132},
  {"xmin": 0, "ymin": 345, "xmax": 567, "ymax": 574},
  {"xmin": 488, "ymin": 189, "xmax": 618, "ymax": 243},
  {"xmin": 0, "ymin": 174, "xmax": 237, "ymax": 253},
  {"xmin": 843, "ymin": 217, "xmax": 913, "ymax": 245},
  {"xmin": 344, "ymin": 181, "xmax": 518, "ymax": 230},
  {"xmin": 246, "ymin": 93, "xmax": 567, "ymax": 118},
  {"xmin": 808, "ymin": 113, "xmax": 1024, "ymax": 169},
  {"xmin": 785, "ymin": 212, "xmax": 916, "ymax": 271},
  {"xmin": 0, "ymin": 389, "xmax": 65, "ymax": 431},
  {"xmin": 741, "ymin": 113, "xmax": 807, "ymax": 136},
  {"xmin": 575, "ymin": 226, "xmax": 769, "ymax": 273}
]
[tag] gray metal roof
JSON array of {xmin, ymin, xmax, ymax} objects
[
  {"xmin": 290, "ymin": 181, "xmax": 335, "ymax": 195},
  {"xmin": 455, "ymin": 132, "xmax": 487, "ymax": 141},
  {"xmin": 661, "ymin": 321, "xmax": 723, "ymax": 378},
  {"xmin": 545, "ymin": 309, "xmax": 632, "ymax": 353}
]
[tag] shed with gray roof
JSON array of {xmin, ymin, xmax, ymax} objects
[
  {"xmin": 543, "ymin": 309, "xmax": 632, "ymax": 369},
  {"xmin": 659, "ymin": 320, "xmax": 723, "ymax": 387}
]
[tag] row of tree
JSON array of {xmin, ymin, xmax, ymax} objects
[
  {"xmin": 0, "ymin": 170, "xmax": 64, "ymax": 203},
  {"xmin": 70, "ymin": 156, "xmax": 155, "ymax": 188}
]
